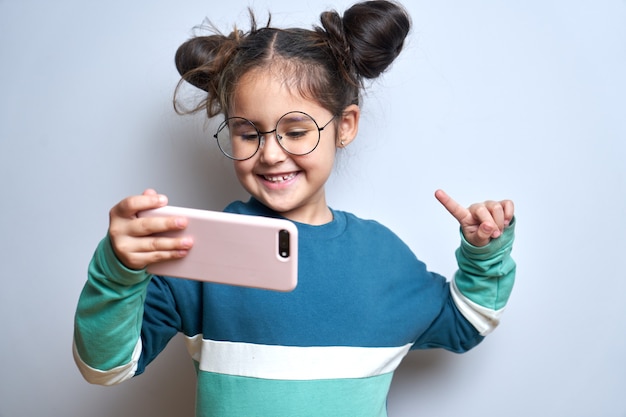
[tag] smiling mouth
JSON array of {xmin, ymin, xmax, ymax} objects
[{"xmin": 262, "ymin": 172, "xmax": 297, "ymax": 183}]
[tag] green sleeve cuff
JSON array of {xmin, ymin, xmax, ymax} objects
[
  {"xmin": 74, "ymin": 235, "xmax": 152, "ymax": 370},
  {"xmin": 454, "ymin": 217, "xmax": 516, "ymax": 310}
]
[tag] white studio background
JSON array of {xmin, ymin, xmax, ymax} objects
[{"xmin": 1, "ymin": 0, "xmax": 625, "ymax": 416}]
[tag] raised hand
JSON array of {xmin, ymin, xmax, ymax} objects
[
  {"xmin": 108, "ymin": 189, "xmax": 193, "ymax": 270},
  {"xmin": 435, "ymin": 189, "xmax": 514, "ymax": 247}
]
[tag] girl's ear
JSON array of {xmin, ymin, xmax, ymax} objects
[{"xmin": 336, "ymin": 104, "xmax": 360, "ymax": 148}]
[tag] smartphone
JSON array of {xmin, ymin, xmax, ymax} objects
[{"xmin": 138, "ymin": 206, "xmax": 298, "ymax": 292}]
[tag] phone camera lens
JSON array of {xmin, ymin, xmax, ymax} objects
[{"xmin": 278, "ymin": 230, "xmax": 290, "ymax": 258}]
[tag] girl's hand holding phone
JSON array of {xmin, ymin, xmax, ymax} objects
[{"xmin": 108, "ymin": 189, "xmax": 193, "ymax": 270}]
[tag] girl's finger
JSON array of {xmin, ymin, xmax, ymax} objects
[
  {"xmin": 122, "ymin": 248, "xmax": 190, "ymax": 271},
  {"xmin": 435, "ymin": 189, "xmax": 470, "ymax": 224},
  {"xmin": 484, "ymin": 201, "xmax": 505, "ymax": 232},
  {"xmin": 129, "ymin": 215, "xmax": 188, "ymax": 238},
  {"xmin": 470, "ymin": 204, "xmax": 501, "ymax": 239},
  {"xmin": 138, "ymin": 236, "xmax": 194, "ymax": 254},
  {"xmin": 501, "ymin": 199, "xmax": 515, "ymax": 226},
  {"xmin": 112, "ymin": 193, "xmax": 168, "ymax": 219}
]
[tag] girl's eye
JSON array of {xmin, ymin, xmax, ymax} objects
[
  {"xmin": 230, "ymin": 127, "xmax": 259, "ymax": 141},
  {"xmin": 228, "ymin": 118, "xmax": 259, "ymax": 142},
  {"xmin": 284, "ymin": 129, "xmax": 309, "ymax": 140},
  {"xmin": 239, "ymin": 133, "xmax": 259, "ymax": 141}
]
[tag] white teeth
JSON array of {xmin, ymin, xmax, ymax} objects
[{"xmin": 264, "ymin": 173, "xmax": 296, "ymax": 183}]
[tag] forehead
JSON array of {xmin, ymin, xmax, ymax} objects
[{"xmin": 230, "ymin": 68, "xmax": 326, "ymax": 122}]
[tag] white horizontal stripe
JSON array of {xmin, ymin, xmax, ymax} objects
[
  {"xmin": 72, "ymin": 339, "xmax": 141, "ymax": 386},
  {"xmin": 450, "ymin": 279, "xmax": 504, "ymax": 336},
  {"xmin": 184, "ymin": 335, "xmax": 412, "ymax": 381}
]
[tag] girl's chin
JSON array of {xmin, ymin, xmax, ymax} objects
[{"xmin": 258, "ymin": 196, "xmax": 297, "ymax": 214}]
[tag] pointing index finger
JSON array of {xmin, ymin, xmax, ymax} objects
[{"xmin": 435, "ymin": 189, "xmax": 469, "ymax": 223}]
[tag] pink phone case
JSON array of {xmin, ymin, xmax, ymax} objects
[{"xmin": 138, "ymin": 206, "xmax": 298, "ymax": 291}]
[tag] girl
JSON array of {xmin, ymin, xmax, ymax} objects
[{"xmin": 73, "ymin": 1, "xmax": 516, "ymax": 416}]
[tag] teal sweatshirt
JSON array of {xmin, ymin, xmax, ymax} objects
[{"xmin": 74, "ymin": 198, "xmax": 516, "ymax": 416}]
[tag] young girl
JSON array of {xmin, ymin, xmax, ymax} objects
[{"xmin": 74, "ymin": 1, "xmax": 516, "ymax": 416}]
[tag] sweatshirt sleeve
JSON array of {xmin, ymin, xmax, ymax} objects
[
  {"xmin": 450, "ymin": 218, "xmax": 517, "ymax": 336},
  {"xmin": 73, "ymin": 235, "xmax": 152, "ymax": 385}
]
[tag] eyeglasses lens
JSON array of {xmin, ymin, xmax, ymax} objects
[
  {"xmin": 215, "ymin": 118, "xmax": 258, "ymax": 160},
  {"xmin": 215, "ymin": 112, "xmax": 321, "ymax": 160},
  {"xmin": 276, "ymin": 113, "xmax": 320, "ymax": 156}
]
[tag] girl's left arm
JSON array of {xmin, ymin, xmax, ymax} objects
[
  {"xmin": 450, "ymin": 219, "xmax": 516, "ymax": 335},
  {"xmin": 435, "ymin": 189, "xmax": 516, "ymax": 335}
]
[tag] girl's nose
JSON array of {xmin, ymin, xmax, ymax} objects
[{"xmin": 258, "ymin": 132, "xmax": 287, "ymax": 165}]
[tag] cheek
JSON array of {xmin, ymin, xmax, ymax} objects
[
  {"xmin": 318, "ymin": 143, "xmax": 338, "ymax": 168},
  {"xmin": 300, "ymin": 148, "xmax": 336, "ymax": 178},
  {"xmin": 233, "ymin": 161, "xmax": 254, "ymax": 182}
]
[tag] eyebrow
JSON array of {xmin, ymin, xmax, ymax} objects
[
  {"xmin": 279, "ymin": 114, "xmax": 309, "ymax": 123},
  {"xmin": 229, "ymin": 119, "xmax": 255, "ymax": 129},
  {"xmin": 228, "ymin": 111, "xmax": 319, "ymax": 131}
]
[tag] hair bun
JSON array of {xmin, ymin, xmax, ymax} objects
[
  {"xmin": 175, "ymin": 32, "xmax": 241, "ymax": 92},
  {"xmin": 341, "ymin": 0, "xmax": 411, "ymax": 79}
]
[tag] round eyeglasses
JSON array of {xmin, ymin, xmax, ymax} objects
[{"xmin": 213, "ymin": 111, "xmax": 336, "ymax": 161}]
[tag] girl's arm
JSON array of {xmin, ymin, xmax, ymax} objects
[
  {"xmin": 73, "ymin": 235, "xmax": 153, "ymax": 385},
  {"xmin": 435, "ymin": 189, "xmax": 516, "ymax": 335},
  {"xmin": 450, "ymin": 220, "xmax": 516, "ymax": 335},
  {"xmin": 73, "ymin": 190, "xmax": 192, "ymax": 385}
]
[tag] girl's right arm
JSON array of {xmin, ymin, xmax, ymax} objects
[{"xmin": 73, "ymin": 189, "xmax": 192, "ymax": 385}]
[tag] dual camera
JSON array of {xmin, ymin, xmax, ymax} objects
[{"xmin": 278, "ymin": 229, "xmax": 291, "ymax": 258}]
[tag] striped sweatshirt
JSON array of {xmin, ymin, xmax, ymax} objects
[{"xmin": 74, "ymin": 198, "xmax": 516, "ymax": 417}]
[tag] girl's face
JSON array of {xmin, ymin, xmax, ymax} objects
[{"xmin": 229, "ymin": 69, "xmax": 359, "ymax": 225}]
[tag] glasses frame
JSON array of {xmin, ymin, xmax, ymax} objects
[{"xmin": 213, "ymin": 111, "xmax": 337, "ymax": 161}]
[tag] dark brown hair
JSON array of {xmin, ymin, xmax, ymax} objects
[{"xmin": 174, "ymin": 0, "xmax": 411, "ymax": 118}]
